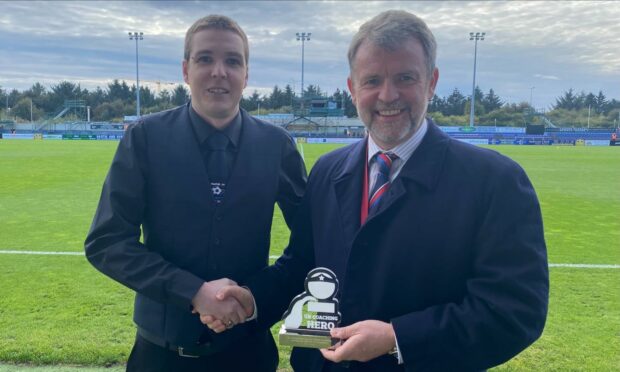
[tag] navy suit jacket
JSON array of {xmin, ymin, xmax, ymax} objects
[
  {"xmin": 85, "ymin": 104, "xmax": 306, "ymax": 366},
  {"xmin": 249, "ymin": 121, "xmax": 548, "ymax": 371}
]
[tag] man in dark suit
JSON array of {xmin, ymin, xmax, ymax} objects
[
  {"xmin": 84, "ymin": 15, "xmax": 306, "ymax": 372},
  {"xmin": 209, "ymin": 10, "xmax": 548, "ymax": 372}
]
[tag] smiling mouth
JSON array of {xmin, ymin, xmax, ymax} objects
[
  {"xmin": 207, "ymin": 88, "xmax": 229, "ymax": 94},
  {"xmin": 376, "ymin": 109, "xmax": 404, "ymax": 116}
]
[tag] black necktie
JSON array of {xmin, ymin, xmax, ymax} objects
[{"xmin": 206, "ymin": 132, "xmax": 230, "ymax": 203}]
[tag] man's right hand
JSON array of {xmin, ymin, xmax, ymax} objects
[
  {"xmin": 191, "ymin": 278, "xmax": 247, "ymax": 328},
  {"xmin": 200, "ymin": 285, "xmax": 255, "ymax": 333}
]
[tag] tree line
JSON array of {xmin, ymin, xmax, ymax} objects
[{"xmin": 1, "ymin": 81, "xmax": 619, "ymax": 128}]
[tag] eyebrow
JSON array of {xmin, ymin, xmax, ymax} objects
[
  {"xmin": 193, "ymin": 49, "xmax": 244, "ymax": 59},
  {"xmin": 359, "ymin": 69, "xmax": 421, "ymax": 79}
]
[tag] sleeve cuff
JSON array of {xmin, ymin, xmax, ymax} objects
[
  {"xmin": 242, "ymin": 286, "xmax": 258, "ymax": 322},
  {"xmin": 393, "ymin": 334, "xmax": 404, "ymax": 364}
]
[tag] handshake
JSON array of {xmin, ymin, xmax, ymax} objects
[
  {"xmin": 190, "ymin": 278, "xmax": 255, "ymax": 333},
  {"xmin": 189, "ymin": 279, "xmax": 399, "ymax": 364}
]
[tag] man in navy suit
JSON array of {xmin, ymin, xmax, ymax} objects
[
  {"xmin": 85, "ymin": 15, "xmax": 306, "ymax": 371},
  {"xmin": 209, "ymin": 9, "xmax": 548, "ymax": 372}
]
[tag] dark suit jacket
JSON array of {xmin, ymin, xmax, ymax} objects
[
  {"xmin": 85, "ymin": 104, "xmax": 306, "ymax": 366},
  {"xmin": 249, "ymin": 120, "xmax": 548, "ymax": 372}
]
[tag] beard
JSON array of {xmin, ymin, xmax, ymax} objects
[{"xmin": 364, "ymin": 104, "xmax": 426, "ymax": 149}]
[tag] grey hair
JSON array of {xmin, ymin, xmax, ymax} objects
[{"xmin": 347, "ymin": 10, "xmax": 437, "ymax": 78}]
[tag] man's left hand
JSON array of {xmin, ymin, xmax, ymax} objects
[{"xmin": 320, "ymin": 320, "xmax": 396, "ymax": 363}]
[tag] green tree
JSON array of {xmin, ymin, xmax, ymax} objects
[
  {"xmin": 304, "ymin": 84, "xmax": 323, "ymax": 98},
  {"xmin": 464, "ymin": 99, "xmax": 485, "ymax": 117},
  {"xmin": 283, "ymin": 84, "xmax": 295, "ymax": 109},
  {"xmin": 428, "ymin": 94, "xmax": 445, "ymax": 114},
  {"xmin": 107, "ymin": 80, "xmax": 132, "ymax": 102},
  {"xmin": 482, "ymin": 89, "xmax": 503, "ymax": 112},
  {"xmin": 87, "ymin": 87, "xmax": 107, "ymax": 109},
  {"xmin": 268, "ymin": 85, "xmax": 284, "ymax": 109},
  {"xmin": 330, "ymin": 88, "xmax": 355, "ymax": 117},
  {"xmin": 584, "ymin": 92, "xmax": 597, "ymax": 112},
  {"xmin": 555, "ymin": 89, "xmax": 577, "ymax": 110},
  {"xmin": 171, "ymin": 85, "xmax": 189, "ymax": 106},
  {"xmin": 93, "ymin": 99, "xmax": 132, "ymax": 121},
  {"xmin": 49, "ymin": 81, "xmax": 82, "ymax": 110},
  {"xmin": 241, "ymin": 90, "xmax": 261, "ymax": 111},
  {"xmin": 444, "ymin": 88, "xmax": 466, "ymax": 116},
  {"xmin": 131, "ymin": 85, "xmax": 156, "ymax": 107},
  {"xmin": 595, "ymin": 91, "xmax": 607, "ymax": 113},
  {"xmin": 12, "ymin": 97, "xmax": 45, "ymax": 121}
]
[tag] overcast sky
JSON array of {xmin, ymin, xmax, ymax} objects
[{"xmin": 1, "ymin": 0, "xmax": 618, "ymax": 110}]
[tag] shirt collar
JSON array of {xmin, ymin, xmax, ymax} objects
[
  {"xmin": 367, "ymin": 118, "xmax": 428, "ymax": 164},
  {"xmin": 189, "ymin": 103, "xmax": 242, "ymax": 148}
]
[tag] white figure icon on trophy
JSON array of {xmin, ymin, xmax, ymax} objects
[
  {"xmin": 283, "ymin": 267, "xmax": 340, "ymax": 330},
  {"xmin": 279, "ymin": 267, "xmax": 342, "ymax": 348}
]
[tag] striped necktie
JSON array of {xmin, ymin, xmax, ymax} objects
[{"xmin": 368, "ymin": 152, "xmax": 397, "ymax": 216}]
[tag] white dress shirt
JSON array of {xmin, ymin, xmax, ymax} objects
[{"xmin": 367, "ymin": 118, "xmax": 428, "ymax": 193}]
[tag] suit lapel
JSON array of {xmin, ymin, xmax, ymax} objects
[
  {"xmin": 364, "ymin": 121, "xmax": 450, "ymax": 222},
  {"xmin": 332, "ymin": 139, "xmax": 367, "ymax": 246}
]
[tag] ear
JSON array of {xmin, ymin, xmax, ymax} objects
[
  {"xmin": 182, "ymin": 60, "xmax": 190, "ymax": 85},
  {"xmin": 347, "ymin": 76, "xmax": 357, "ymax": 106},
  {"xmin": 427, "ymin": 68, "xmax": 439, "ymax": 99}
]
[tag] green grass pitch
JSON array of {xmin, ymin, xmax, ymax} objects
[{"xmin": 0, "ymin": 140, "xmax": 618, "ymax": 371}]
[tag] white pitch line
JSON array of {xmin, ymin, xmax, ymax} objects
[
  {"xmin": 548, "ymin": 263, "xmax": 620, "ymax": 269},
  {"xmin": 2, "ymin": 251, "xmax": 619, "ymax": 269},
  {"xmin": 0, "ymin": 250, "xmax": 83, "ymax": 256}
]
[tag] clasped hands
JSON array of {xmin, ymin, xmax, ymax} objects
[
  {"xmin": 190, "ymin": 278, "xmax": 254, "ymax": 330},
  {"xmin": 193, "ymin": 279, "xmax": 398, "ymax": 363}
]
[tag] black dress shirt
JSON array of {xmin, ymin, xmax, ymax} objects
[
  {"xmin": 189, "ymin": 106, "xmax": 242, "ymax": 203},
  {"xmin": 188, "ymin": 105, "xmax": 242, "ymax": 163}
]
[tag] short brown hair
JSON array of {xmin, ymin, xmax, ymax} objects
[
  {"xmin": 348, "ymin": 10, "xmax": 437, "ymax": 78},
  {"xmin": 184, "ymin": 15, "xmax": 249, "ymax": 64}
]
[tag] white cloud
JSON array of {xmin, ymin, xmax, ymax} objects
[
  {"xmin": 534, "ymin": 74, "xmax": 560, "ymax": 81},
  {"xmin": 0, "ymin": 0, "xmax": 618, "ymax": 108}
]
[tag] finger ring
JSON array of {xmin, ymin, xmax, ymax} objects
[{"xmin": 226, "ymin": 320, "xmax": 234, "ymax": 328}]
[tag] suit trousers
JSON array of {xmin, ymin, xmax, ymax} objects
[{"xmin": 126, "ymin": 333, "xmax": 277, "ymax": 372}]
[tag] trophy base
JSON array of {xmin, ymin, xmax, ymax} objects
[{"xmin": 278, "ymin": 325, "xmax": 338, "ymax": 349}]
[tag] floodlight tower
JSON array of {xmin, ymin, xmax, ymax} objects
[
  {"xmin": 468, "ymin": 32, "xmax": 485, "ymax": 127},
  {"xmin": 129, "ymin": 31, "xmax": 144, "ymax": 118},
  {"xmin": 296, "ymin": 32, "xmax": 311, "ymax": 109}
]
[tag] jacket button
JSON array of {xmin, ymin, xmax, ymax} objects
[{"xmin": 213, "ymin": 238, "xmax": 221, "ymax": 246}]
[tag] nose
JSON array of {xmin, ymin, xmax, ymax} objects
[
  {"xmin": 378, "ymin": 80, "xmax": 399, "ymax": 103},
  {"xmin": 211, "ymin": 60, "xmax": 227, "ymax": 79}
]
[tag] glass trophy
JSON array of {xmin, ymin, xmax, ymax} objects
[{"xmin": 279, "ymin": 267, "xmax": 342, "ymax": 348}]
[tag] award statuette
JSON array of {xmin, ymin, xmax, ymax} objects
[{"xmin": 279, "ymin": 267, "xmax": 342, "ymax": 349}]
